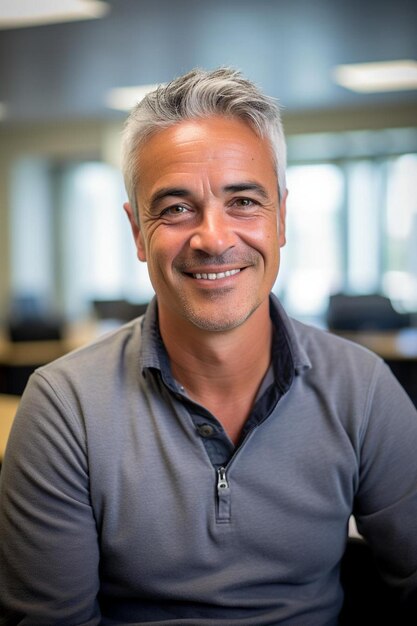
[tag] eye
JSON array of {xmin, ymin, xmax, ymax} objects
[
  {"xmin": 161, "ymin": 204, "xmax": 191, "ymax": 217},
  {"xmin": 232, "ymin": 197, "xmax": 259, "ymax": 209}
]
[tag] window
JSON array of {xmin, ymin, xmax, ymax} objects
[
  {"xmin": 383, "ymin": 154, "xmax": 417, "ymax": 311},
  {"xmin": 275, "ymin": 164, "xmax": 344, "ymax": 322},
  {"xmin": 10, "ymin": 157, "xmax": 55, "ymax": 309},
  {"xmin": 10, "ymin": 159, "xmax": 154, "ymax": 321},
  {"xmin": 59, "ymin": 162, "xmax": 154, "ymax": 319},
  {"xmin": 279, "ymin": 129, "xmax": 417, "ymax": 323},
  {"xmin": 345, "ymin": 160, "xmax": 382, "ymax": 294}
]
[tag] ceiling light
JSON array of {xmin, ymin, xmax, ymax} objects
[
  {"xmin": 105, "ymin": 84, "xmax": 163, "ymax": 111},
  {"xmin": 333, "ymin": 60, "xmax": 417, "ymax": 93},
  {"xmin": 0, "ymin": 0, "xmax": 109, "ymax": 29}
]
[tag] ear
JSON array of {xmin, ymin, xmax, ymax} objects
[
  {"xmin": 278, "ymin": 189, "xmax": 288, "ymax": 248},
  {"xmin": 123, "ymin": 202, "xmax": 147, "ymax": 262}
]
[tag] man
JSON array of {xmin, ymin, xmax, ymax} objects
[{"xmin": 1, "ymin": 68, "xmax": 416, "ymax": 625}]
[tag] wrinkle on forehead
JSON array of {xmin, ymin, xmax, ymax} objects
[
  {"xmin": 138, "ymin": 116, "xmax": 274, "ymax": 169},
  {"xmin": 135, "ymin": 117, "xmax": 277, "ymax": 207}
]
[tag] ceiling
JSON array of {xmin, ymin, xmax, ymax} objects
[{"xmin": 0, "ymin": 0, "xmax": 416, "ymax": 125}]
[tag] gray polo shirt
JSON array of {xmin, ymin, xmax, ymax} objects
[{"xmin": 1, "ymin": 295, "xmax": 417, "ymax": 625}]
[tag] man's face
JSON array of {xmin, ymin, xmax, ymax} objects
[{"xmin": 125, "ymin": 115, "xmax": 287, "ymax": 333}]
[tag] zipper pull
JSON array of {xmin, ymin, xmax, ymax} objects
[
  {"xmin": 216, "ymin": 466, "xmax": 231, "ymax": 523},
  {"xmin": 217, "ymin": 467, "xmax": 229, "ymax": 491}
]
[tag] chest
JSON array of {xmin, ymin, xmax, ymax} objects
[{"xmin": 88, "ymin": 389, "xmax": 356, "ymax": 591}]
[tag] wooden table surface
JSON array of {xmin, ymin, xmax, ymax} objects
[
  {"xmin": 333, "ymin": 328, "xmax": 417, "ymax": 361},
  {"xmin": 0, "ymin": 320, "xmax": 104, "ymax": 367},
  {"xmin": 0, "ymin": 394, "xmax": 20, "ymax": 461}
]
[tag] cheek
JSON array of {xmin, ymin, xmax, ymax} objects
[
  {"xmin": 136, "ymin": 223, "xmax": 164, "ymax": 264},
  {"xmin": 144, "ymin": 236, "xmax": 176, "ymax": 279},
  {"xmin": 259, "ymin": 229, "xmax": 281, "ymax": 274},
  {"xmin": 241, "ymin": 219, "xmax": 280, "ymax": 255},
  {"xmin": 148, "ymin": 226, "xmax": 191, "ymax": 263}
]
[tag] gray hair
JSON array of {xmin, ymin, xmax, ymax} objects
[{"xmin": 121, "ymin": 67, "xmax": 287, "ymax": 222}]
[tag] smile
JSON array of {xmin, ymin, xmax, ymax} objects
[{"xmin": 192, "ymin": 269, "xmax": 241, "ymax": 280}]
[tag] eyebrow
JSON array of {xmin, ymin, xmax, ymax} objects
[
  {"xmin": 149, "ymin": 187, "xmax": 191, "ymax": 212},
  {"xmin": 148, "ymin": 181, "xmax": 270, "ymax": 212},
  {"xmin": 222, "ymin": 183, "xmax": 270, "ymax": 200}
]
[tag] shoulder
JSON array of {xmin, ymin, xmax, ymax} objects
[
  {"xmin": 33, "ymin": 317, "xmax": 143, "ymax": 396},
  {"xmin": 288, "ymin": 318, "xmax": 388, "ymax": 415},
  {"xmin": 290, "ymin": 318, "xmax": 416, "ymax": 423},
  {"xmin": 291, "ymin": 318, "xmax": 380, "ymax": 366}
]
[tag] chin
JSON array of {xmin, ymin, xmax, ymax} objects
[{"xmin": 183, "ymin": 303, "xmax": 259, "ymax": 333}]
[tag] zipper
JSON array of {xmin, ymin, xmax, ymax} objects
[
  {"xmin": 216, "ymin": 466, "xmax": 231, "ymax": 523},
  {"xmin": 214, "ymin": 427, "xmax": 259, "ymax": 524},
  {"xmin": 217, "ymin": 467, "xmax": 228, "ymax": 490}
]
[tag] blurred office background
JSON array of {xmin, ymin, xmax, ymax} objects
[{"xmin": 0, "ymin": 0, "xmax": 416, "ymax": 328}]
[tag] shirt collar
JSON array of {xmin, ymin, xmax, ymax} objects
[{"xmin": 269, "ymin": 293, "xmax": 312, "ymax": 376}]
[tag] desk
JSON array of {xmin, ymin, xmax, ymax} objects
[
  {"xmin": 0, "ymin": 320, "xmax": 100, "ymax": 367},
  {"xmin": 0, "ymin": 394, "xmax": 20, "ymax": 461},
  {"xmin": 334, "ymin": 328, "xmax": 417, "ymax": 361}
]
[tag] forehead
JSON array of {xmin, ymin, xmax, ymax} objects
[{"xmin": 135, "ymin": 116, "xmax": 276, "ymax": 190}]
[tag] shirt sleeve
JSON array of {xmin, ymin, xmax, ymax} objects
[
  {"xmin": 354, "ymin": 359, "xmax": 417, "ymax": 609},
  {"xmin": 0, "ymin": 371, "xmax": 101, "ymax": 625}
]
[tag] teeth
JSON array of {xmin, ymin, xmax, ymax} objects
[{"xmin": 193, "ymin": 269, "xmax": 241, "ymax": 280}]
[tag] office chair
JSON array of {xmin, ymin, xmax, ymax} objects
[
  {"xmin": 339, "ymin": 537, "xmax": 414, "ymax": 624},
  {"xmin": 92, "ymin": 299, "xmax": 148, "ymax": 323},
  {"xmin": 7, "ymin": 317, "xmax": 63, "ymax": 342},
  {"xmin": 326, "ymin": 293, "xmax": 410, "ymax": 331}
]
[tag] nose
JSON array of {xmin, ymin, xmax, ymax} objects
[{"xmin": 189, "ymin": 208, "xmax": 236, "ymax": 255}]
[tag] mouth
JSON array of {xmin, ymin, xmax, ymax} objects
[{"xmin": 191, "ymin": 269, "xmax": 241, "ymax": 281}]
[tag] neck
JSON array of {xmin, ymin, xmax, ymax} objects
[{"xmin": 158, "ymin": 300, "xmax": 272, "ymax": 442}]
